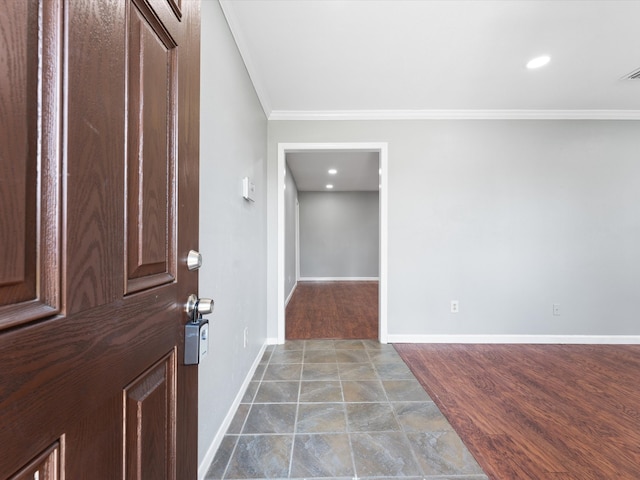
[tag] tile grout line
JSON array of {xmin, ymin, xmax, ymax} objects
[
  {"xmin": 343, "ymin": 346, "xmax": 364, "ymax": 479},
  {"xmin": 287, "ymin": 341, "xmax": 306, "ymax": 478},
  {"xmin": 380, "ymin": 351, "xmax": 427, "ymax": 479},
  {"xmin": 218, "ymin": 433, "xmax": 239, "ymax": 480},
  {"xmin": 336, "ymin": 351, "xmax": 359, "ymax": 479}
]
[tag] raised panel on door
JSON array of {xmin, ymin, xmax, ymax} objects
[
  {"xmin": 167, "ymin": 0, "xmax": 183, "ymax": 19},
  {"xmin": 125, "ymin": 0, "xmax": 178, "ymax": 295},
  {"xmin": 0, "ymin": 0, "xmax": 61, "ymax": 330},
  {"xmin": 8, "ymin": 442, "xmax": 60, "ymax": 480},
  {"xmin": 124, "ymin": 350, "xmax": 177, "ymax": 480}
]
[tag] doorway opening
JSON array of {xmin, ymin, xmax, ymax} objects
[{"xmin": 277, "ymin": 143, "xmax": 388, "ymax": 343}]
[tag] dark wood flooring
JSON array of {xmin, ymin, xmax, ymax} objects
[
  {"xmin": 285, "ymin": 281, "xmax": 378, "ymax": 340},
  {"xmin": 395, "ymin": 344, "xmax": 640, "ymax": 479}
]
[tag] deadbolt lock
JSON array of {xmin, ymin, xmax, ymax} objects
[{"xmin": 187, "ymin": 250, "xmax": 202, "ymax": 271}]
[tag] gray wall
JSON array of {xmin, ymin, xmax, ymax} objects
[
  {"xmin": 199, "ymin": 1, "xmax": 267, "ymax": 473},
  {"xmin": 284, "ymin": 164, "xmax": 298, "ymax": 300},
  {"xmin": 267, "ymin": 120, "xmax": 640, "ymax": 339},
  {"xmin": 299, "ymin": 192, "xmax": 379, "ymax": 278}
]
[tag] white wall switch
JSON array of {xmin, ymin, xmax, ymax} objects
[
  {"xmin": 242, "ymin": 177, "xmax": 256, "ymax": 202},
  {"xmin": 553, "ymin": 303, "xmax": 560, "ymax": 316}
]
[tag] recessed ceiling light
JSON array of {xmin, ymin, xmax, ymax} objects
[
  {"xmin": 328, "ymin": 168, "xmax": 337, "ymax": 175},
  {"xmin": 326, "ymin": 184, "xmax": 334, "ymax": 189},
  {"xmin": 526, "ymin": 55, "xmax": 550, "ymax": 69}
]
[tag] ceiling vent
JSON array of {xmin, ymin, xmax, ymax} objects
[{"xmin": 622, "ymin": 67, "xmax": 640, "ymax": 80}]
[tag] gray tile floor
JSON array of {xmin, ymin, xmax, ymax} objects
[{"xmin": 206, "ymin": 340, "xmax": 487, "ymax": 480}]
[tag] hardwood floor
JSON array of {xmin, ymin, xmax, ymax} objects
[
  {"xmin": 286, "ymin": 281, "xmax": 378, "ymax": 340},
  {"xmin": 395, "ymin": 344, "xmax": 640, "ymax": 480}
]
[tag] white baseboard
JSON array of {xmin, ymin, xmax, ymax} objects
[
  {"xmin": 387, "ymin": 334, "xmax": 640, "ymax": 345},
  {"xmin": 266, "ymin": 336, "xmax": 281, "ymax": 345},
  {"xmin": 198, "ymin": 342, "xmax": 268, "ymax": 480},
  {"xmin": 299, "ymin": 277, "xmax": 379, "ymax": 282},
  {"xmin": 285, "ymin": 281, "xmax": 297, "ymax": 307}
]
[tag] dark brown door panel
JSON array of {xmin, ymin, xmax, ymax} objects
[{"xmin": 0, "ymin": 0, "xmax": 200, "ymax": 478}]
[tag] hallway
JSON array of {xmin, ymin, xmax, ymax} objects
[{"xmin": 205, "ymin": 340, "xmax": 486, "ymax": 479}]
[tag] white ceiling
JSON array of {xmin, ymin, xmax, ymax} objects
[
  {"xmin": 287, "ymin": 151, "xmax": 380, "ymax": 191},
  {"xmin": 220, "ymin": 0, "xmax": 640, "ymax": 190},
  {"xmin": 220, "ymin": 0, "xmax": 640, "ymax": 119}
]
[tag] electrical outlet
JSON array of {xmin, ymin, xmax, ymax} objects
[
  {"xmin": 243, "ymin": 327, "xmax": 248, "ymax": 348},
  {"xmin": 553, "ymin": 304, "xmax": 560, "ymax": 316},
  {"xmin": 451, "ymin": 300, "xmax": 459, "ymax": 314}
]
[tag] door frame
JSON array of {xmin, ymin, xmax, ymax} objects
[
  {"xmin": 277, "ymin": 142, "xmax": 389, "ymax": 343},
  {"xmin": 295, "ymin": 198, "xmax": 300, "ymax": 282}
]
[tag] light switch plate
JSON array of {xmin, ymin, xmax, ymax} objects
[{"xmin": 242, "ymin": 177, "xmax": 256, "ymax": 202}]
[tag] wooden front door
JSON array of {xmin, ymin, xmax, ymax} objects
[{"xmin": 0, "ymin": 0, "xmax": 201, "ymax": 478}]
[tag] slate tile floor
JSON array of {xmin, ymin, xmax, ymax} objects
[{"xmin": 206, "ymin": 340, "xmax": 487, "ymax": 480}]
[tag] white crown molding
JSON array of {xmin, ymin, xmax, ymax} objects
[
  {"xmin": 386, "ymin": 334, "xmax": 640, "ymax": 345},
  {"xmin": 219, "ymin": 0, "xmax": 273, "ymax": 118},
  {"xmin": 269, "ymin": 109, "xmax": 640, "ymax": 121}
]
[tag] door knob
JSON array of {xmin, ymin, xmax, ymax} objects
[
  {"xmin": 185, "ymin": 294, "xmax": 214, "ymax": 321},
  {"xmin": 196, "ymin": 298, "xmax": 214, "ymax": 315},
  {"xmin": 187, "ymin": 250, "xmax": 202, "ymax": 270}
]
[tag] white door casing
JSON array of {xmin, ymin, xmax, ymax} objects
[{"xmin": 277, "ymin": 142, "xmax": 389, "ymax": 344}]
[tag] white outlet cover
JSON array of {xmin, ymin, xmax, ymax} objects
[{"xmin": 451, "ymin": 300, "xmax": 459, "ymax": 313}]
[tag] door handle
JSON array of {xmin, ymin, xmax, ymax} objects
[{"xmin": 185, "ymin": 294, "xmax": 214, "ymax": 322}]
